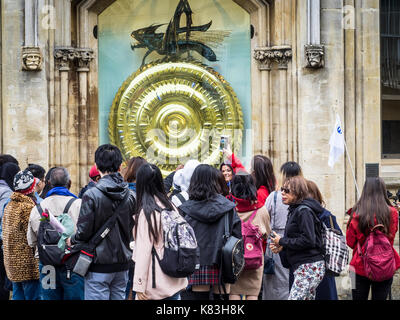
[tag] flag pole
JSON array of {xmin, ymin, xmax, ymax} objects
[
  {"xmin": 342, "ymin": 138, "xmax": 361, "ymax": 199},
  {"xmin": 331, "ymin": 109, "xmax": 361, "ymax": 200}
]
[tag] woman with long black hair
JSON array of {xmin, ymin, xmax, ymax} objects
[
  {"xmin": 221, "ymin": 147, "xmax": 276, "ymax": 206},
  {"xmin": 179, "ymin": 164, "xmax": 242, "ymax": 300},
  {"xmin": 132, "ymin": 163, "xmax": 188, "ymax": 300},
  {"xmin": 346, "ymin": 177, "xmax": 400, "ymax": 300},
  {"xmin": 229, "ymin": 173, "xmax": 270, "ymax": 300}
]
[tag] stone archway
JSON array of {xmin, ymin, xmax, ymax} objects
[{"xmin": 50, "ymin": 0, "xmax": 297, "ymax": 192}]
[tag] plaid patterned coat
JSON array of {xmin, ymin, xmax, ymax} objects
[{"xmin": 2, "ymin": 192, "xmax": 39, "ymax": 282}]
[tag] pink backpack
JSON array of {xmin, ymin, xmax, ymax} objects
[
  {"xmin": 242, "ymin": 209, "xmax": 264, "ymax": 270},
  {"xmin": 357, "ymin": 224, "xmax": 396, "ymax": 282}
]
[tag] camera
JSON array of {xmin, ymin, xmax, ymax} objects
[{"xmin": 219, "ymin": 135, "xmax": 230, "ymax": 151}]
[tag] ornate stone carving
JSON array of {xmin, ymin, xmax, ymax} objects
[
  {"xmin": 75, "ymin": 48, "xmax": 94, "ymax": 71},
  {"xmin": 22, "ymin": 46, "xmax": 42, "ymax": 71},
  {"xmin": 54, "ymin": 47, "xmax": 78, "ymax": 71},
  {"xmin": 254, "ymin": 48, "xmax": 275, "ymax": 71},
  {"xmin": 305, "ymin": 44, "xmax": 325, "ymax": 69},
  {"xmin": 273, "ymin": 46, "xmax": 293, "ymax": 70},
  {"xmin": 54, "ymin": 47, "xmax": 94, "ymax": 71},
  {"xmin": 254, "ymin": 46, "xmax": 293, "ymax": 70}
]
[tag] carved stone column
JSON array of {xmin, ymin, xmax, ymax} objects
[
  {"xmin": 306, "ymin": 0, "xmax": 325, "ymax": 68},
  {"xmin": 76, "ymin": 48, "xmax": 94, "ymax": 189},
  {"xmin": 254, "ymin": 45, "xmax": 292, "ymax": 165},
  {"xmin": 54, "ymin": 47, "xmax": 77, "ymax": 166},
  {"xmin": 272, "ymin": 46, "xmax": 293, "ymax": 70},
  {"xmin": 23, "ymin": 0, "xmax": 42, "ymax": 71},
  {"xmin": 254, "ymin": 48, "xmax": 275, "ymax": 71},
  {"xmin": 54, "ymin": 47, "xmax": 77, "ymax": 71}
]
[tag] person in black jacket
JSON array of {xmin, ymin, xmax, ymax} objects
[
  {"xmin": 67, "ymin": 144, "xmax": 136, "ymax": 300},
  {"xmin": 270, "ymin": 175, "xmax": 325, "ymax": 300},
  {"xmin": 179, "ymin": 164, "xmax": 242, "ymax": 300}
]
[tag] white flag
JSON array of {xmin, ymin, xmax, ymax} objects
[{"xmin": 328, "ymin": 114, "xmax": 345, "ymax": 168}]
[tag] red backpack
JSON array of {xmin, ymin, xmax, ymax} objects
[
  {"xmin": 357, "ymin": 224, "xmax": 396, "ymax": 282},
  {"xmin": 242, "ymin": 209, "xmax": 264, "ymax": 270}
]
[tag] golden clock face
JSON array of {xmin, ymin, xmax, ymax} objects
[{"xmin": 108, "ymin": 59, "xmax": 244, "ymax": 176}]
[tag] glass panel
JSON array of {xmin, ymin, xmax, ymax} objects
[
  {"xmin": 98, "ymin": 0, "xmax": 251, "ymax": 175},
  {"xmin": 381, "ymin": 0, "xmax": 400, "ymax": 89}
]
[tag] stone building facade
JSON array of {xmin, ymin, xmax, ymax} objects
[{"xmin": 0, "ymin": 0, "xmax": 398, "ymax": 298}]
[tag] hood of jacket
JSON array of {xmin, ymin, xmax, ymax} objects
[
  {"xmin": 291, "ymin": 198, "xmax": 324, "ymax": 216},
  {"xmin": 95, "ymin": 173, "xmax": 129, "ymax": 201},
  {"xmin": 179, "ymin": 194, "xmax": 236, "ymax": 223},
  {"xmin": 0, "ymin": 180, "xmax": 12, "ymax": 199}
]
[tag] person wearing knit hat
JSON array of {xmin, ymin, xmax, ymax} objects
[
  {"xmin": 2, "ymin": 169, "xmax": 40, "ymax": 300},
  {"xmin": 89, "ymin": 165, "xmax": 101, "ymax": 180},
  {"xmin": 78, "ymin": 165, "xmax": 101, "ymax": 199},
  {"xmin": 13, "ymin": 170, "xmax": 37, "ymax": 195}
]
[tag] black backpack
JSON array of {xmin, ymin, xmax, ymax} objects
[
  {"xmin": 36, "ymin": 198, "xmax": 77, "ymax": 266},
  {"xmin": 220, "ymin": 210, "xmax": 245, "ymax": 285}
]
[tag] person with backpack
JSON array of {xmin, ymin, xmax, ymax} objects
[
  {"xmin": 170, "ymin": 159, "xmax": 200, "ymax": 208},
  {"xmin": 27, "ymin": 167, "xmax": 83, "ymax": 300},
  {"xmin": 66, "ymin": 144, "xmax": 136, "ymax": 300},
  {"xmin": 229, "ymin": 173, "xmax": 270, "ymax": 300},
  {"xmin": 132, "ymin": 163, "xmax": 189, "ymax": 300},
  {"xmin": 270, "ymin": 175, "xmax": 325, "ymax": 300},
  {"xmin": 262, "ymin": 161, "xmax": 302, "ymax": 300},
  {"xmin": 123, "ymin": 156, "xmax": 146, "ymax": 300},
  {"xmin": 2, "ymin": 170, "xmax": 40, "ymax": 300},
  {"xmin": 346, "ymin": 177, "xmax": 400, "ymax": 300},
  {"xmin": 306, "ymin": 179, "xmax": 341, "ymax": 300},
  {"xmin": 179, "ymin": 164, "xmax": 242, "ymax": 300}
]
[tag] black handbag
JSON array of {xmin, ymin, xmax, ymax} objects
[
  {"xmin": 220, "ymin": 210, "xmax": 245, "ymax": 284},
  {"xmin": 264, "ymin": 192, "xmax": 277, "ymax": 275},
  {"xmin": 64, "ymin": 190, "xmax": 130, "ymax": 277}
]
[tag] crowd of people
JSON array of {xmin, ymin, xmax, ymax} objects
[{"xmin": 0, "ymin": 144, "xmax": 399, "ymax": 301}]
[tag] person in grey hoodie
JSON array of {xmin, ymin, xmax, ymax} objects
[
  {"xmin": 0, "ymin": 160, "xmax": 20, "ymax": 300},
  {"xmin": 178, "ymin": 164, "xmax": 242, "ymax": 300}
]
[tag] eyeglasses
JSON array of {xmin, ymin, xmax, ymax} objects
[{"xmin": 281, "ymin": 187, "xmax": 291, "ymax": 194}]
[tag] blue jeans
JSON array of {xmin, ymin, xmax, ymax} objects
[
  {"xmin": 125, "ymin": 264, "xmax": 136, "ymax": 300},
  {"xmin": 12, "ymin": 280, "xmax": 40, "ymax": 300},
  {"xmin": 39, "ymin": 263, "xmax": 84, "ymax": 300},
  {"xmin": 85, "ymin": 271, "xmax": 128, "ymax": 300},
  {"xmin": 163, "ymin": 292, "xmax": 181, "ymax": 300}
]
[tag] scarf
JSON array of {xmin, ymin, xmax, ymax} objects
[
  {"xmin": 128, "ymin": 182, "xmax": 136, "ymax": 192},
  {"xmin": 231, "ymin": 194, "xmax": 264, "ymax": 212},
  {"xmin": 46, "ymin": 187, "xmax": 77, "ymax": 199}
]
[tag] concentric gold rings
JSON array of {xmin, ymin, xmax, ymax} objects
[{"xmin": 108, "ymin": 59, "xmax": 244, "ymax": 176}]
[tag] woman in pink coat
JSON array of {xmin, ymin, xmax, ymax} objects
[{"xmin": 132, "ymin": 163, "xmax": 188, "ymax": 300}]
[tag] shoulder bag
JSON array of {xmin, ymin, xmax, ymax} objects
[
  {"xmin": 65, "ymin": 190, "xmax": 130, "ymax": 277},
  {"xmin": 264, "ymin": 191, "xmax": 277, "ymax": 275}
]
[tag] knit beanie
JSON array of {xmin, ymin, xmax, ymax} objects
[
  {"xmin": 13, "ymin": 170, "xmax": 36, "ymax": 195},
  {"xmin": 89, "ymin": 165, "xmax": 100, "ymax": 179},
  {"xmin": 173, "ymin": 160, "xmax": 200, "ymax": 192}
]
